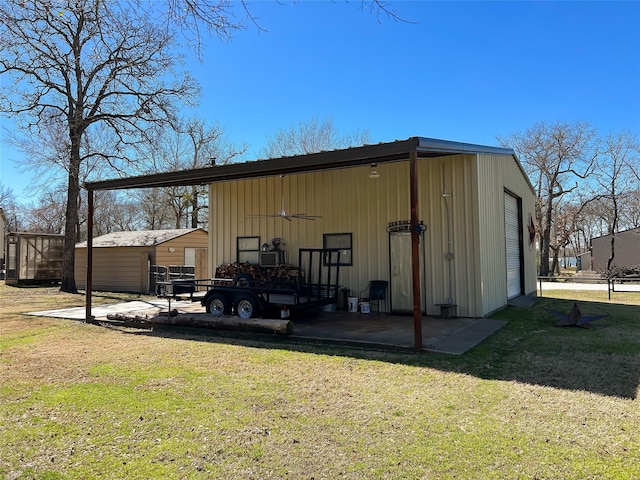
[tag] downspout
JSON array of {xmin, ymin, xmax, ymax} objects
[
  {"xmin": 410, "ymin": 149, "xmax": 422, "ymax": 349},
  {"xmin": 441, "ymin": 163, "xmax": 454, "ymax": 305},
  {"xmin": 85, "ymin": 189, "xmax": 94, "ymax": 322}
]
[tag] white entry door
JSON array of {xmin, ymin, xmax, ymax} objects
[
  {"xmin": 504, "ymin": 192, "xmax": 522, "ymax": 299},
  {"xmin": 389, "ymin": 231, "xmax": 426, "ymax": 314},
  {"xmin": 390, "ymin": 231, "xmax": 413, "ymax": 313}
]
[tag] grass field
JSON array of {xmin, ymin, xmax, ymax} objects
[{"xmin": 1, "ymin": 284, "xmax": 638, "ymax": 479}]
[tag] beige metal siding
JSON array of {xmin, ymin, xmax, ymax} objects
[
  {"xmin": 75, "ymin": 246, "xmax": 153, "ymax": 292},
  {"xmin": 475, "ymin": 154, "xmax": 537, "ymax": 315},
  {"xmin": 207, "ymin": 153, "xmax": 535, "ymax": 318},
  {"xmin": 416, "ymin": 155, "xmax": 481, "ymax": 317},
  {"xmin": 154, "ymin": 230, "xmax": 209, "ymax": 268},
  {"xmin": 76, "ymin": 230, "xmax": 209, "ymax": 292},
  {"xmin": 209, "ymin": 164, "xmax": 410, "ymax": 299},
  {"xmin": 208, "ymin": 157, "xmax": 483, "ymax": 316}
]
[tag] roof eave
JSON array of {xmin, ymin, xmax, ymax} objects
[{"xmin": 84, "ymin": 137, "xmax": 517, "ymax": 191}]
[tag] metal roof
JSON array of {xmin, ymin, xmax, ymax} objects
[
  {"xmin": 84, "ymin": 136, "xmax": 516, "ymax": 191},
  {"xmin": 75, "ymin": 228, "xmax": 204, "ymax": 248}
]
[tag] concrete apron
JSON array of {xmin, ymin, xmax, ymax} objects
[{"xmin": 293, "ymin": 309, "xmax": 506, "ymax": 355}]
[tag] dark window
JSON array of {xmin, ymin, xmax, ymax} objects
[
  {"xmin": 237, "ymin": 236, "xmax": 260, "ymax": 264},
  {"xmin": 323, "ymin": 232, "xmax": 352, "ymax": 266}
]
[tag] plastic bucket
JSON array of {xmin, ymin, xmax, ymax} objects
[
  {"xmin": 360, "ymin": 301, "xmax": 370, "ymax": 314},
  {"xmin": 347, "ymin": 297, "xmax": 358, "ymax": 313}
]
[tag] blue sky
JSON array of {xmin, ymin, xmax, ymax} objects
[{"xmin": 2, "ymin": 0, "xmax": 639, "ymax": 201}]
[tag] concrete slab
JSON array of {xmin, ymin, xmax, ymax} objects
[
  {"xmin": 27, "ymin": 301, "xmax": 507, "ymax": 355},
  {"xmin": 425, "ymin": 318, "xmax": 507, "ymax": 355},
  {"xmin": 508, "ymin": 294, "xmax": 538, "ymax": 308},
  {"xmin": 27, "ymin": 299, "xmax": 199, "ymax": 320}
]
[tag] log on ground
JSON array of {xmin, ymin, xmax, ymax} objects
[{"xmin": 106, "ymin": 312, "xmax": 293, "ymax": 335}]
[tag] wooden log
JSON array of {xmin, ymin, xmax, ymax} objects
[{"xmin": 104, "ymin": 312, "xmax": 293, "ymax": 335}]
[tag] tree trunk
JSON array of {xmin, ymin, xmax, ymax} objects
[
  {"xmin": 190, "ymin": 188, "xmax": 199, "ymax": 228},
  {"xmin": 103, "ymin": 313, "xmax": 294, "ymax": 335},
  {"xmin": 607, "ymin": 236, "xmax": 616, "ymax": 271},
  {"xmin": 60, "ymin": 140, "xmax": 81, "ymax": 293},
  {"xmin": 539, "ymin": 186, "xmax": 556, "ymax": 277},
  {"xmin": 606, "ymin": 196, "xmax": 618, "ymax": 272},
  {"xmin": 550, "ymin": 247, "xmax": 560, "ymax": 275},
  {"xmin": 540, "ymin": 225, "xmax": 552, "ymax": 276}
]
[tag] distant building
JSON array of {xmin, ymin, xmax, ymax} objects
[
  {"xmin": 590, "ymin": 227, "xmax": 640, "ymax": 272},
  {"xmin": 75, "ymin": 228, "xmax": 208, "ymax": 293},
  {"xmin": 4, "ymin": 232, "xmax": 64, "ymax": 285},
  {"xmin": 0, "ymin": 208, "xmax": 6, "ymax": 279}
]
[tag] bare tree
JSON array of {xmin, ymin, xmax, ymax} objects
[
  {"xmin": 88, "ymin": 190, "xmax": 142, "ymax": 237},
  {"xmin": 137, "ymin": 118, "xmax": 245, "ymax": 229},
  {"xmin": 259, "ymin": 117, "xmax": 371, "ymax": 159},
  {"xmin": 591, "ymin": 130, "xmax": 639, "ymax": 270},
  {"xmin": 25, "ymin": 188, "xmax": 67, "ymax": 234},
  {"xmin": 1, "ymin": 0, "xmax": 404, "ymax": 293},
  {"xmin": 0, "ymin": 185, "xmax": 13, "ymax": 210},
  {"xmin": 132, "ymin": 188, "xmax": 176, "ymax": 230},
  {"xmin": 0, "ymin": 0, "xmax": 199, "ymax": 292},
  {"xmin": 621, "ymin": 189, "xmax": 640, "ymax": 228},
  {"xmin": 499, "ymin": 121, "xmax": 598, "ymax": 276},
  {"xmin": 0, "ymin": 185, "xmax": 23, "ymax": 232}
]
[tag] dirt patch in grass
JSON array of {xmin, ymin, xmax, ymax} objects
[{"xmin": 1, "ymin": 283, "xmax": 638, "ymax": 479}]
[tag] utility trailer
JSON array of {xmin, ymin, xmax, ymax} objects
[{"xmin": 200, "ymin": 248, "xmax": 341, "ymax": 319}]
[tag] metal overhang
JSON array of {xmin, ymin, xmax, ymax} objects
[{"xmin": 84, "ymin": 136, "xmax": 516, "ymax": 191}]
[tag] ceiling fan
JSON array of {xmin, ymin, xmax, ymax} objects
[{"xmin": 248, "ymin": 174, "xmax": 322, "ymax": 221}]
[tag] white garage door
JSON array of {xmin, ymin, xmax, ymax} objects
[{"xmin": 504, "ymin": 192, "xmax": 522, "ymax": 299}]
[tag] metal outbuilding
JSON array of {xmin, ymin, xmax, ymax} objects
[
  {"xmin": 0, "ymin": 208, "xmax": 6, "ymax": 278},
  {"xmin": 4, "ymin": 232, "xmax": 64, "ymax": 285},
  {"xmin": 84, "ymin": 136, "xmax": 537, "ymax": 348},
  {"xmin": 590, "ymin": 227, "xmax": 640, "ymax": 272},
  {"xmin": 75, "ymin": 228, "xmax": 208, "ymax": 293}
]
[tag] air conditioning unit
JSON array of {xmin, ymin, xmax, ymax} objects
[{"xmin": 260, "ymin": 250, "xmax": 285, "ymax": 267}]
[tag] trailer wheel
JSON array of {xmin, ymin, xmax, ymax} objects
[
  {"xmin": 234, "ymin": 273, "xmax": 254, "ymax": 288},
  {"xmin": 235, "ymin": 294, "xmax": 261, "ymax": 319},
  {"xmin": 205, "ymin": 293, "xmax": 229, "ymax": 316}
]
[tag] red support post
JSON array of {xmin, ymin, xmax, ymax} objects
[
  {"xmin": 409, "ymin": 150, "xmax": 422, "ymax": 349},
  {"xmin": 85, "ymin": 189, "xmax": 94, "ymax": 322}
]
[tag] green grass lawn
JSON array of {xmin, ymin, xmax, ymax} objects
[{"xmin": 1, "ymin": 284, "xmax": 638, "ymax": 479}]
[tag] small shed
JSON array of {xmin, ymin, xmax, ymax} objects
[
  {"xmin": 590, "ymin": 227, "xmax": 640, "ymax": 272},
  {"xmin": 4, "ymin": 232, "xmax": 64, "ymax": 285},
  {"xmin": 0, "ymin": 208, "xmax": 7, "ymax": 278},
  {"xmin": 75, "ymin": 228, "xmax": 208, "ymax": 293}
]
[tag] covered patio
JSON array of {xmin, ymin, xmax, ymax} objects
[
  {"xmin": 82, "ymin": 137, "xmax": 536, "ymax": 350},
  {"xmin": 28, "ymin": 299, "xmax": 508, "ymax": 355}
]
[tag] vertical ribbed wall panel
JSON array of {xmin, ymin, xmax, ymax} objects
[
  {"xmin": 209, "ymin": 163, "xmax": 410, "ymax": 296},
  {"xmin": 475, "ymin": 154, "xmax": 537, "ymax": 315},
  {"xmin": 416, "ymin": 155, "xmax": 478, "ymax": 317},
  {"xmin": 208, "ymin": 153, "xmax": 535, "ymax": 317}
]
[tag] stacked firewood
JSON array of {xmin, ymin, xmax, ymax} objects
[{"xmin": 215, "ymin": 262, "xmax": 302, "ymax": 286}]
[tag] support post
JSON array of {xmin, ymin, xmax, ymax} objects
[
  {"xmin": 85, "ymin": 189, "xmax": 94, "ymax": 322},
  {"xmin": 410, "ymin": 150, "xmax": 422, "ymax": 349}
]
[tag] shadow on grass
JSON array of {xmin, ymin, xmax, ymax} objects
[{"xmin": 110, "ymin": 296, "xmax": 640, "ymax": 400}]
